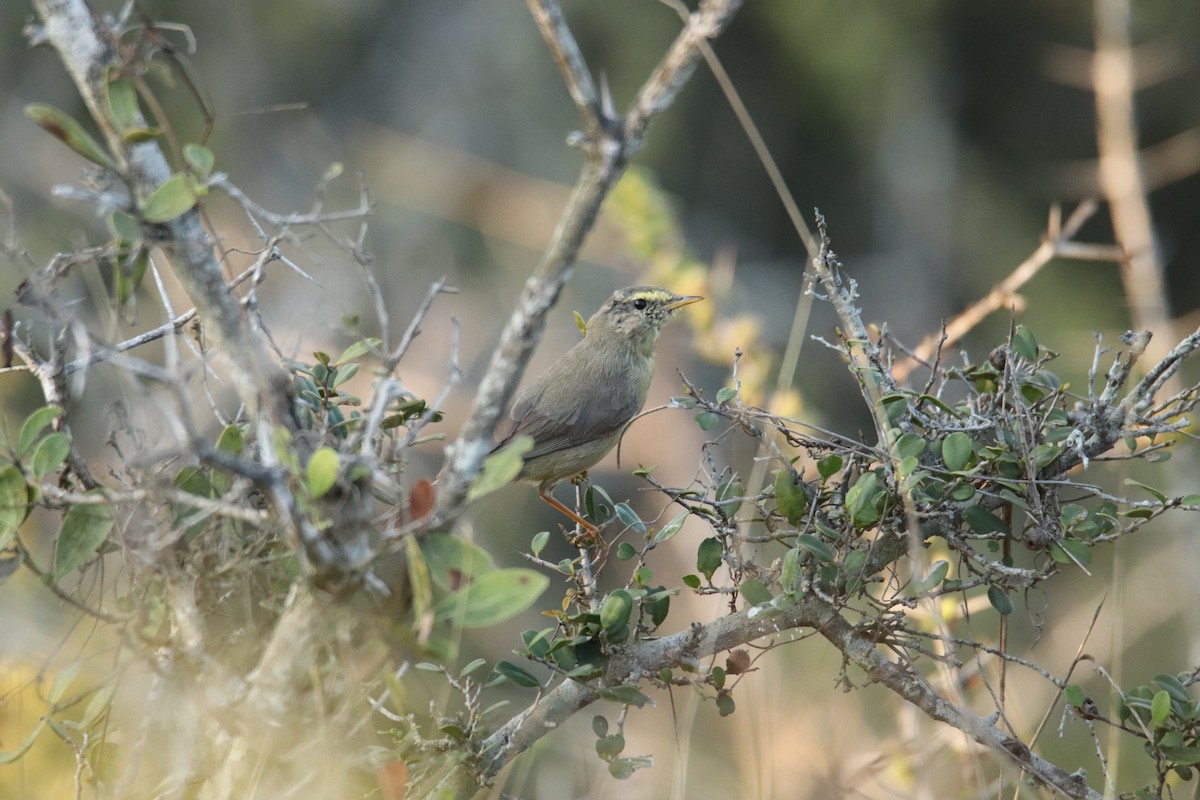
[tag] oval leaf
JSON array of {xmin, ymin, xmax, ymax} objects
[
  {"xmin": 696, "ymin": 537, "xmax": 722, "ymax": 581},
  {"xmin": 942, "ymin": 432, "xmax": 973, "ymax": 472},
  {"xmin": 651, "ymin": 511, "xmax": 688, "ymax": 546},
  {"xmin": 18, "ymin": 405, "xmax": 63, "ymax": 457},
  {"xmin": 986, "ymin": 585, "xmax": 1014, "ymax": 616},
  {"xmin": 773, "ymin": 469, "xmax": 807, "ymax": 526},
  {"xmin": 31, "ymin": 432, "xmax": 70, "ymax": 481},
  {"xmin": 794, "ymin": 534, "xmax": 835, "ymax": 564},
  {"xmin": 53, "ymin": 502, "xmax": 114, "ymax": 581},
  {"xmin": 614, "ymin": 502, "xmax": 646, "ymax": 534},
  {"xmin": 141, "ymin": 173, "xmax": 198, "ymax": 223},
  {"xmin": 0, "ymin": 466, "xmax": 30, "ymax": 548},
  {"xmin": 1012, "ymin": 325, "xmax": 1039, "ymax": 361},
  {"xmin": 306, "ymin": 447, "xmax": 340, "ymax": 499},
  {"xmin": 1152, "ymin": 689, "xmax": 1171, "ymax": 726},
  {"xmin": 739, "ymin": 578, "xmax": 773, "ymax": 606},
  {"xmin": 468, "ymin": 436, "xmax": 532, "ymax": 502},
  {"xmin": 24, "ymin": 104, "xmax": 116, "ymax": 170},
  {"xmin": 913, "ymin": 560, "xmax": 950, "ymax": 593},
  {"xmin": 963, "ymin": 505, "xmax": 1010, "ymax": 535},
  {"xmin": 599, "ymin": 589, "xmax": 634, "ymax": 634},
  {"xmin": 432, "ymin": 568, "xmax": 549, "ymax": 627},
  {"xmin": 493, "ymin": 660, "xmax": 541, "ymax": 688},
  {"xmin": 816, "ymin": 455, "xmax": 843, "ymax": 479},
  {"xmin": 183, "ymin": 143, "xmax": 215, "ymax": 177}
]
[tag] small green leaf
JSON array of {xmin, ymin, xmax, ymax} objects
[
  {"xmin": 642, "ymin": 586, "xmax": 670, "ymax": 626},
  {"xmin": 682, "ymin": 574, "xmax": 701, "ymax": 590},
  {"xmin": 530, "ymin": 530, "xmax": 550, "ymax": 557},
  {"xmin": 108, "ymin": 210, "xmax": 141, "ymax": 244},
  {"xmin": 599, "ymin": 685, "xmax": 651, "ymax": 708},
  {"xmin": 433, "ymin": 568, "xmax": 549, "ymax": 627},
  {"xmin": 916, "ymin": 394, "xmax": 964, "ymax": 418},
  {"xmin": 122, "ymin": 127, "xmax": 162, "ymax": 144},
  {"xmin": 18, "ymin": 405, "xmax": 63, "ymax": 457},
  {"xmin": 459, "ymin": 658, "xmax": 488, "ymax": 678},
  {"xmin": 1048, "ymin": 538, "xmax": 1092, "ymax": 568},
  {"xmin": 894, "ymin": 432, "xmax": 927, "ymax": 459},
  {"xmin": 614, "ymin": 542, "xmax": 637, "ymax": 560},
  {"xmin": 652, "ymin": 511, "xmax": 688, "ymax": 546},
  {"xmin": 421, "ymin": 533, "xmax": 495, "ymax": 591},
  {"xmin": 1032, "ymin": 444, "xmax": 1062, "ymax": 469},
  {"xmin": 986, "ymin": 585, "xmax": 1014, "ymax": 615},
  {"xmin": 49, "ymin": 662, "xmax": 81, "ymax": 704},
  {"xmin": 715, "ymin": 479, "xmax": 743, "ymax": 517},
  {"xmin": 949, "ymin": 482, "xmax": 976, "ymax": 502},
  {"xmin": 574, "ymin": 311, "xmax": 588, "ymax": 336},
  {"xmin": 696, "ymin": 537, "xmax": 722, "ymax": 581},
  {"xmin": 25, "ymin": 103, "xmax": 116, "ymax": 170},
  {"xmin": 29, "ymin": 432, "xmax": 70, "ymax": 481},
  {"xmin": 53, "ymin": 502, "xmax": 114, "ymax": 581},
  {"xmin": 715, "ymin": 386, "xmax": 737, "ymax": 404},
  {"xmin": 468, "ymin": 436, "xmax": 533, "ymax": 502},
  {"xmin": 739, "ymin": 578, "xmax": 772, "ymax": 606},
  {"xmin": 816, "ymin": 455, "xmax": 843, "ymax": 479},
  {"xmin": 306, "ymin": 447, "xmax": 340, "ymax": 499},
  {"xmin": 1124, "ymin": 478, "xmax": 1167, "ymax": 504},
  {"xmin": 335, "ymin": 337, "xmax": 382, "ymax": 365},
  {"xmin": 794, "ymin": 534, "xmax": 835, "ymax": 563},
  {"xmin": 780, "ymin": 547, "xmax": 800, "ymax": 590},
  {"xmin": 912, "ymin": 560, "xmax": 949, "ymax": 593},
  {"xmin": 592, "ymin": 715, "xmax": 609, "ymax": 738},
  {"xmin": 599, "ymin": 590, "xmax": 634, "ymax": 636},
  {"xmin": 614, "ymin": 502, "xmax": 646, "ymax": 534},
  {"xmin": 773, "ymin": 469, "xmax": 807, "ymax": 526},
  {"xmin": 596, "ymin": 732, "xmax": 625, "ymax": 758},
  {"xmin": 141, "ymin": 173, "xmax": 198, "ymax": 223},
  {"xmin": 845, "ymin": 471, "xmax": 883, "ymax": 528},
  {"xmin": 1152, "ymin": 674, "xmax": 1190, "ymax": 704},
  {"xmin": 332, "ymin": 361, "xmax": 360, "ymax": 387},
  {"xmin": 1161, "ymin": 746, "xmax": 1200, "ymax": 766},
  {"xmin": 216, "ymin": 425, "xmax": 245, "ymax": 455},
  {"xmin": 183, "ymin": 143, "xmax": 215, "ymax": 177},
  {"xmin": 716, "ymin": 692, "xmax": 736, "ymax": 717},
  {"xmin": 104, "ymin": 77, "xmax": 141, "ymax": 132},
  {"xmin": 942, "ymin": 432, "xmax": 973, "ymax": 472},
  {"xmin": 608, "ymin": 756, "xmax": 652, "ymax": 780},
  {"xmin": 1063, "ymin": 684, "xmax": 1086, "ymax": 708},
  {"xmin": 1152, "ymin": 689, "xmax": 1172, "ymax": 726},
  {"xmin": 963, "ymin": 505, "xmax": 1009, "ymax": 535},
  {"xmin": 0, "ymin": 466, "xmax": 30, "ymax": 549},
  {"xmin": 1012, "ymin": 325, "xmax": 1039, "ymax": 361},
  {"xmin": 695, "ymin": 411, "xmax": 719, "ymax": 431}
]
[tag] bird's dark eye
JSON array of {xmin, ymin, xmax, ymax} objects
[{"xmin": 632, "ymin": 298, "xmax": 648, "ymax": 310}]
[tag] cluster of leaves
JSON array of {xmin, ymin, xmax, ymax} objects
[
  {"xmin": 0, "ymin": 406, "xmax": 114, "ymax": 586},
  {"xmin": 670, "ymin": 325, "xmax": 1176, "ymax": 622},
  {"xmin": 25, "ymin": 66, "xmax": 218, "ymax": 310},
  {"xmin": 397, "ymin": 319, "xmax": 1200, "ymax": 789},
  {"xmin": 1065, "ymin": 672, "xmax": 1200, "ymax": 797}
]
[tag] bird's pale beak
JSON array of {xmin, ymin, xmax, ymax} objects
[{"xmin": 666, "ymin": 295, "xmax": 703, "ymax": 311}]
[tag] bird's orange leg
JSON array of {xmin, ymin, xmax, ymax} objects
[{"xmin": 537, "ymin": 483, "xmax": 597, "ymax": 534}]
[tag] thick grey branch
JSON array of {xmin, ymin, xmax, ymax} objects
[
  {"xmin": 31, "ymin": 0, "xmax": 295, "ymax": 429},
  {"xmin": 435, "ymin": 0, "xmax": 743, "ymax": 523},
  {"xmin": 479, "ymin": 595, "xmax": 1100, "ymax": 797}
]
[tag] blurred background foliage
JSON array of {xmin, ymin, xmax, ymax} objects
[{"xmin": 2, "ymin": 0, "xmax": 1200, "ymax": 797}]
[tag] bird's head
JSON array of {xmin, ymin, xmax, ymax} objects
[{"xmin": 586, "ymin": 285, "xmax": 703, "ymax": 357}]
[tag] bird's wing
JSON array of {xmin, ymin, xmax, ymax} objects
[{"xmin": 493, "ymin": 357, "xmax": 644, "ymax": 459}]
